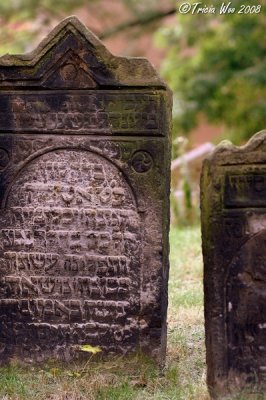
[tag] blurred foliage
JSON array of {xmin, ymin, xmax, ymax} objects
[
  {"xmin": 171, "ymin": 137, "xmax": 199, "ymax": 226},
  {"xmin": 155, "ymin": 0, "xmax": 266, "ymax": 143},
  {"xmin": 0, "ymin": 0, "xmax": 265, "ymax": 144},
  {"xmin": 0, "ymin": 0, "xmax": 168, "ymax": 54},
  {"xmin": 0, "ymin": 0, "xmax": 90, "ymax": 19},
  {"xmin": 0, "ymin": 0, "xmax": 86, "ymax": 54}
]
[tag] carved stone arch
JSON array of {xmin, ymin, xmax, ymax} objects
[
  {"xmin": 0, "ymin": 148, "xmax": 142, "ymax": 362},
  {"xmin": 3, "ymin": 147, "xmax": 138, "ymax": 210}
]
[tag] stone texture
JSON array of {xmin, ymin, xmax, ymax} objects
[
  {"xmin": 201, "ymin": 130, "xmax": 266, "ymax": 399},
  {"xmin": 0, "ymin": 17, "xmax": 172, "ymax": 364}
]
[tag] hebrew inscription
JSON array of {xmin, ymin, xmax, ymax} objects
[
  {"xmin": 0, "ymin": 16, "xmax": 171, "ymax": 365},
  {"xmin": 0, "ymin": 150, "xmax": 141, "ymax": 360},
  {"xmin": 225, "ymin": 173, "xmax": 266, "ymax": 208},
  {"xmin": 0, "ymin": 92, "xmax": 161, "ymax": 135}
]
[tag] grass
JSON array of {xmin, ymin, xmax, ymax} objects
[{"xmin": 0, "ymin": 225, "xmax": 209, "ymax": 400}]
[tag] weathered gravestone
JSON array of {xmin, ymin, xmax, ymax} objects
[
  {"xmin": 201, "ymin": 130, "xmax": 266, "ymax": 398},
  {"xmin": 0, "ymin": 17, "xmax": 172, "ymax": 364}
]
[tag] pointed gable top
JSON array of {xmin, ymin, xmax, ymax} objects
[{"xmin": 0, "ymin": 16, "xmax": 166, "ymax": 89}]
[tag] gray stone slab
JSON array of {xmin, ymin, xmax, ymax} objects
[
  {"xmin": 201, "ymin": 130, "xmax": 266, "ymax": 398},
  {"xmin": 0, "ymin": 17, "xmax": 172, "ymax": 364}
]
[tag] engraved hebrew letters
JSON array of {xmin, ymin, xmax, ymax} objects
[
  {"xmin": 0, "ymin": 150, "xmax": 141, "ymax": 360},
  {"xmin": 0, "ymin": 16, "xmax": 171, "ymax": 364}
]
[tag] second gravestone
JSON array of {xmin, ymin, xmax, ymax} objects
[
  {"xmin": 0, "ymin": 17, "xmax": 172, "ymax": 364},
  {"xmin": 201, "ymin": 131, "xmax": 266, "ymax": 398}
]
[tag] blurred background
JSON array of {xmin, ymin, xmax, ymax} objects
[{"xmin": 0, "ymin": 0, "xmax": 265, "ymax": 226}]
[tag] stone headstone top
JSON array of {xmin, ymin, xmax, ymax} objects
[
  {"xmin": 0, "ymin": 16, "xmax": 166, "ymax": 88},
  {"xmin": 0, "ymin": 17, "xmax": 172, "ymax": 365}
]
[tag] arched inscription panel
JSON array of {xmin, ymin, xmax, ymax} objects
[
  {"xmin": 226, "ymin": 230, "xmax": 266, "ymax": 387},
  {"xmin": 0, "ymin": 149, "xmax": 141, "ymax": 362}
]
